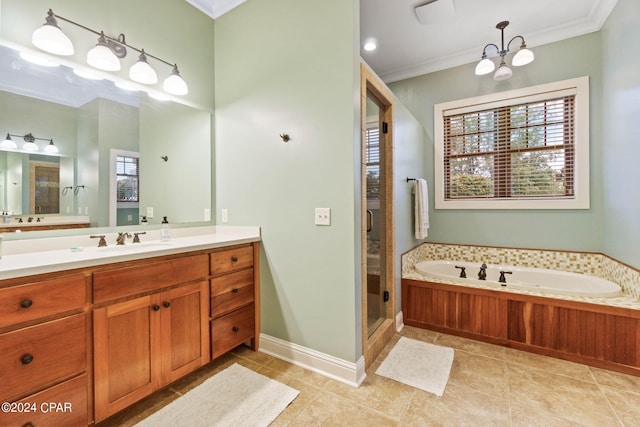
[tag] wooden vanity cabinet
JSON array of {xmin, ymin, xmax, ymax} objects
[
  {"xmin": 210, "ymin": 243, "xmax": 260, "ymax": 359},
  {"xmin": 0, "ymin": 273, "xmax": 90, "ymax": 427},
  {"xmin": 92, "ymin": 255, "xmax": 210, "ymax": 423}
]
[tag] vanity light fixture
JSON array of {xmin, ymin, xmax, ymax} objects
[
  {"xmin": 1, "ymin": 133, "xmax": 59, "ymax": 153},
  {"xmin": 475, "ymin": 21, "xmax": 534, "ymax": 81},
  {"xmin": 32, "ymin": 9, "xmax": 189, "ymax": 95}
]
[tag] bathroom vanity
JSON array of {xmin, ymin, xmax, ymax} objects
[{"xmin": 0, "ymin": 226, "xmax": 260, "ymax": 426}]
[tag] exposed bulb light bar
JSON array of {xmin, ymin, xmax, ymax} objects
[
  {"xmin": 475, "ymin": 21, "xmax": 534, "ymax": 81},
  {"xmin": 31, "ymin": 9, "xmax": 188, "ymax": 96}
]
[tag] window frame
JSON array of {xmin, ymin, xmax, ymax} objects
[{"xmin": 434, "ymin": 76, "xmax": 590, "ymax": 210}]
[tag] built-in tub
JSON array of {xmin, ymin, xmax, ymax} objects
[{"xmin": 414, "ymin": 260, "xmax": 623, "ymax": 298}]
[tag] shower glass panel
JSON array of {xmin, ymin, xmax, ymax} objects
[{"xmin": 365, "ymin": 93, "xmax": 386, "ymax": 337}]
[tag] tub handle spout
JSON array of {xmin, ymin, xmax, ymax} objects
[
  {"xmin": 499, "ymin": 271, "xmax": 513, "ymax": 284},
  {"xmin": 455, "ymin": 265, "xmax": 466, "ymax": 278},
  {"xmin": 478, "ymin": 263, "xmax": 487, "ymax": 280}
]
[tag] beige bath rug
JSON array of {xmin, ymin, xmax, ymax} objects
[
  {"xmin": 376, "ymin": 337, "xmax": 454, "ymax": 396},
  {"xmin": 135, "ymin": 363, "xmax": 299, "ymax": 427}
]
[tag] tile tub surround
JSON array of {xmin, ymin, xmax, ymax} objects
[{"xmin": 402, "ymin": 242, "xmax": 640, "ymax": 310}]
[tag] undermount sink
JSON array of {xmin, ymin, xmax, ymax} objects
[{"xmin": 93, "ymin": 241, "xmax": 173, "ymax": 252}]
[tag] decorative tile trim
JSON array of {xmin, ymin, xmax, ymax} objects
[{"xmin": 402, "ymin": 243, "xmax": 640, "ymax": 304}]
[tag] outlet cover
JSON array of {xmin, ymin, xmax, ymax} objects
[{"xmin": 315, "ymin": 208, "xmax": 331, "ymax": 226}]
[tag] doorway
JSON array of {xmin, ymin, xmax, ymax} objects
[
  {"xmin": 30, "ymin": 161, "xmax": 60, "ymax": 214},
  {"xmin": 361, "ymin": 64, "xmax": 395, "ymax": 368}
]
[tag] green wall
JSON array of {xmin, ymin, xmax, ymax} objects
[
  {"xmin": 389, "ymin": 32, "xmax": 604, "ymax": 253},
  {"xmin": 214, "ymin": 0, "xmax": 362, "ymax": 362},
  {"xmin": 601, "ymin": 0, "xmax": 640, "ymax": 269}
]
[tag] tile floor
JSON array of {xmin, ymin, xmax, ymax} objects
[{"xmin": 99, "ymin": 326, "xmax": 640, "ymax": 426}]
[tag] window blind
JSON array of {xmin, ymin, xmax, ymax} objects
[
  {"xmin": 116, "ymin": 155, "xmax": 139, "ymax": 202},
  {"xmin": 365, "ymin": 126, "xmax": 380, "ymax": 200},
  {"xmin": 443, "ymin": 95, "xmax": 575, "ymax": 201}
]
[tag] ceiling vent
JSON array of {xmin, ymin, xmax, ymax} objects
[{"xmin": 414, "ymin": 0, "xmax": 456, "ymax": 25}]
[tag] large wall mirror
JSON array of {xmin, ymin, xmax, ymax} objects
[{"xmin": 0, "ymin": 41, "xmax": 212, "ymax": 232}]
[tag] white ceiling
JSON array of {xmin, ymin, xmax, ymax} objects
[{"xmin": 361, "ymin": 0, "xmax": 618, "ymax": 82}]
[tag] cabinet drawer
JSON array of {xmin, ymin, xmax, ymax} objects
[
  {"xmin": 1, "ymin": 374, "xmax": 88, "ymax": 427},
  {"xmin": 0, "ymin": 313, "xmax": 86, "ymax": 402},
  {"xmin": 211, "ymin": 268, "xmax": 254, "ymax": 317},
  {"xmin": 0, "ymin": 275, "xmax": 86, "ymax": 329},
  {"xmin": 211, "ymin": 303, "xmax": 255, "ymax": 359},
  {"xmin": 94, "ymin": 254, "xmax": 209, "ymax": 303},
  {"xmin": 211, "ymin": 245, "xmax": 253, "ymax": 275}
]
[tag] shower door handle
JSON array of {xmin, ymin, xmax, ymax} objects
[{"xmin": 366, "ymin": 209, "xmax": 373, "ymax": 232}]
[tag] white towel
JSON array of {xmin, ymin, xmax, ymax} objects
[{"xmin": 414, "ymin": 178, "xmax": 429, "ymax": 239}]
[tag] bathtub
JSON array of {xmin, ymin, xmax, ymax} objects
[{"xmin": 414, "ymin": 260, "xmax": 622, "ymax": 298}]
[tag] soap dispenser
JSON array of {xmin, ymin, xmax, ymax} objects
[
  {"xmin": 140, "ymin": 216, "xmax": 148, "ymax": 225},
  {"xmin": 161, "ymin": 216, "xmax": 170, "ymax": 241}
]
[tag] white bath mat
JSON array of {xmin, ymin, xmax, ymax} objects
[
  {"xmin": 135, "ymin": 363, "xmax": 299, "ymax": 427},
  {"xmin": 376, "ymin": 337, "xmax": 454, "ymax": 396}
]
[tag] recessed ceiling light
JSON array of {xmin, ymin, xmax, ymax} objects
[{"xmin": 363, "ymin": 41, "xmax": 377, "ymax": 52}]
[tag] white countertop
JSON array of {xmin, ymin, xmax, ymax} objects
[
  {"xmin": 0, "ymin": 215, "xmax": 90, "ymax": 228},
  {"xmin": 0, "ymin": 225, "xmax": 260, "ymax": 280}
]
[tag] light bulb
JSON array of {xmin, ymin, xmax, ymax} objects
[
  {"xmin": 31, "ymin": 11, "xmax": 74, "ymax": 56},
  {"xmin": 163, "ymin": 65, "xmax": 188, "ymax": 96},
  {"xmin": 475, "ymin": 58, "xmax": 495, "ymax": 76},
  {"xmin": 129, "ymin": 50, "xmax": 158, "ymax": 84},
  {"xmin": 87, "ymin": 33, "xmax": 121, "ymax": 71}
]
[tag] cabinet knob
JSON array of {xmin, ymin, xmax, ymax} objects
[
  {"xmin": 24, "ymin": 423, "xmax": 35, "ymax": 427},
  {"xmin": 20, "ymin": 299, "xmax": 33, "ymax": 309},
  {"xmin": 231, "ymin": 256, "xmax": 238, "ymax": 263},
  {"xmin": 21, "ymin": 354, "xmax": 34, "ymax": 365},
  {"xmin": 163, "ymin": 301, "xmax": 171, "ymax": 308},
  {"xmin": 232, "ymin": 326, "xmax": 239, "ymax": 333},
  {"xmin": 231, "ymin": 288, "xmax": 239, "ymax": 293},
  {"xmin": 152, "ymin": 304, "xmax": 161, "ymax": 311}
]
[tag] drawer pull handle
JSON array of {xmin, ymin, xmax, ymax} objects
[
  {"xmin": 21, "ymin": 354, "xmax": 34, "ymax": 365},
  {"xmin": 231, "ymin": 256, "xmax": 239, "ymax": 263},
  {"xmin": 231, "ymin": 288, "xmax": 239, "ymax": 293},
  {"xmin": 152, "ymin": 304, "xmax": 161, "ymax": 312},
  {"xmin": 21, "ymin": 299, "xmax": 33, "ymax": 309},
  {"xmin": 163, "ymin": 301, "xmax": 171, "ymax": 308},
  {"xmin": 232, "ymin": 326, "xmax": 239, "ymax": 333}
]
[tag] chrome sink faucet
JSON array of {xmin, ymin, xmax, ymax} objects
[{"xmin": 116, "ymin": 232, "xmax": 132, "ymax": 245}]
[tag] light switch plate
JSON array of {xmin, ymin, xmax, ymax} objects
[
  {"xmin": 146, "ymin": 207, "xmax": 154, "ymax": 218},
  {"xmin": 221, "ymin": 209, "xmax": 228, "ymax": 223},
  {"xmin": 315, "ymin": 208, "xmax": 331, "ymax": 226}
]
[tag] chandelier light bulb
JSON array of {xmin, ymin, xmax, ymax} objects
[
  {"xmin": 475, "ymin": 57, "xmax": 495, "ymax": 76},
  {"xmin": 512, "ymin": 46, "xmax": 535, "ymax": 67},
  {"xmin": 493, "ymin": 61, "xmax": 513, "ymax": 81}
]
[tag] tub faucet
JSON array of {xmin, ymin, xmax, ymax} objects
[
  {"xmin": 478, "ymin": 263, "xmax": 487, "ymax": 280},
  {"xmin": 499, "ymin": 271, "xmax": 513, "ymax": 284}
]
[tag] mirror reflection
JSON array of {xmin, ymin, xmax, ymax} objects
[{"xmin": 0, "ymin": 42, "xmax": 211, "ymax": 230}]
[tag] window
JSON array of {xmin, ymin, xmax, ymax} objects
[
  {"xmin": 116, "ymin": 155, "xmax": 139, "ymax": 202},
  {"xmin": 434, "ymin": 77, "xmax": 589, "ymax": 209},
  {"xmin": 365, "ymin": 122, "xmax": 380, "ymax": 200}
]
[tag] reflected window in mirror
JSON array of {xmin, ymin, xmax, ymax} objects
[{"xmin": 116, "ymin": 155, "xmax": 139, "ymax": 202}]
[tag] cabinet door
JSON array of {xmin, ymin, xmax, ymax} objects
[
  {"xmin": 93, "ymin": 295, "xmax": 162, "ymax": 423},
  {"xmin": 160, "ymin": 281, "xmax": 210, "ymax": 385}
]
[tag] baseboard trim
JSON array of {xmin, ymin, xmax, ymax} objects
[{"xmin": 259, "ymin": 333, "xmax": 366, "ymax": 387}]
